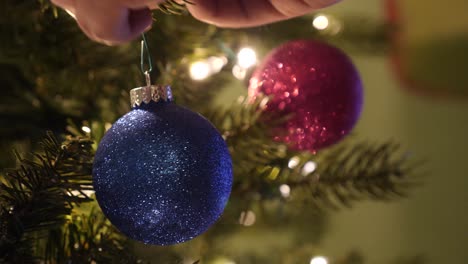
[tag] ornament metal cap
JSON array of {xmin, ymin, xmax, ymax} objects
[{"xmin": 130, "ymin": 85, "xmax": 173, "ymax": 108}]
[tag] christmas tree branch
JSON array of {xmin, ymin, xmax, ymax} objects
[
  {"xmin": 230, "ymin": 141, "xmax": 419, "ymax": 209},
  {"xmin": 157, "ymin": 0, "xmax": 193, "ymax": 15},
  {"xmin": 156, "ymin": 63, "xmax": 230, "ymax": 112},
  {"xmin": 0, "ymin": 132, "xmax": 94, "ymax": 262},
  {"xmin": 210, "ymin": 98, "xmax": 419, "ymax": 207},
  {"xmin": 287, "ymin": 142, "xmax": 420, "ymax": 209},
  {"xmin": 45, "ymin": 208, "xmax": 145, "ymax": 263},
  {"xmin": 206, "ymin": 95, "xmax": 290, "ymax": 178}
]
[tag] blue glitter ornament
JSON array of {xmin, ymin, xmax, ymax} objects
[{"xmin": 93, "ymin": 85, "xmax": 232, "ymax": 245}]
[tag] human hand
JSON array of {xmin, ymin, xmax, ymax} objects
[{"xmin": 52, "ymin": 0, "xmax": 340, "ymax": 45}]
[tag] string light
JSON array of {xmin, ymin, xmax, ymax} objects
[
  {"xmin": 239, "ymin": 210, "xmax": 256, "ymax": 226},
  {"xmin": 237, "ymin": 47, "xmax": 257, "ymax": 69},
  {"xmin": 288, "ymin": 156, "xmax": 301, "ymax": 169},
  {"xmin": 302, "ymin": 161, "xmax": 317, "ymax": 176},
  {"xmin": 279, "ymin": 184, "xmax": 291, "ymax": 198},
  {"xmin": 259, "ymin": 97, "xmax": 269, "ymax": 109},
  {"xmin": 207, "ymin": 56, "xmax": 228, "ymax": 73},
  {"xmin": 312, "ymin": 14, "xmax": 342, "ymax": 35},
  {"xmin": 310, "ymin": 256, "xmax": 328, "ymax": 264},
  {"xmin": 81, "ymin": 126, "xmax": 91, "ymax": 133},
  {"xmin": 190, "ymin": 61, "xmax": 211, "ymax": 80},
  {"xmin": 312, "ymin": 15, "xmax": 329, "ymax": 30},
  {"xmin": 189, "ymin": 56, "xmax": 227, "ymax": 81},
  {"xmin": 232, "ymin": 47, "xmax": 257, "ymax": 79},
  {"xmin": 232, "ymin": 64, "xmax": 247, "ymax": 80}
]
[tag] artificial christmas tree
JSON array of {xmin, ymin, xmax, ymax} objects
[{"xmin": 0, "ymin": 1, "xmax": 420, "ymax": 263}]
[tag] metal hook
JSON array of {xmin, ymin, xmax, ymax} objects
[
  {"xmin": 140, "ymin": 33, "xmax": 153, "ymax": 86},
  {"xmin": 144, "ymin": 71, "xmax": 151, "ymax": 87}
]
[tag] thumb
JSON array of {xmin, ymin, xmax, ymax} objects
[
  {"xmin": 74, "ymin": 0, "xmax": 153, "ymax": 45},
  {"xmin": 120, "ymin": 0, "xmax": 165, "ymax": 8}
]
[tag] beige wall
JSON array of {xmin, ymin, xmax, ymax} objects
[{"xmin": 320, "ymin": 1, "xmax": 468, "ymax": 263}]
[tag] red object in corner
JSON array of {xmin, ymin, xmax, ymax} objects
[{"xmin": 385, "ymin": 0, "xmax": 468, "ymax": 99}]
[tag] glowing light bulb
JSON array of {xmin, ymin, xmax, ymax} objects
[
  {"xmin": 302, "ymin": 161, "xmax": 317, "ymax": 176},
  {"xmin": 279, "ymin": 184, "xmax": 291, "ymax": 198},
  {"xmin": 232, "ymin": 64, "xmax": 247, "ymax": 80},
  {"xmin": 313, "ymin": 15, "xmax": 329, "ymax": 30},
  {"xmin": 237, "ymin": 47, "xmax": 257, "ymax": 69},
  {"xmin": 239, "ymin": 210, "xmax": 256, "ymax": 226},
  {"xmin": 190, "ymin": 61, "xmax": 211, "ymax": 81},
  {"xmin": 310, "ymin": 256, "xmax": 328, "ymax": 264},
  {"xmin": 259, "ymin": 97, "xmax": 269, "ymax": 109},
  {"xmin": 288, "ymin": 156, "xmax": 301, "ymax": 169},
  {"xmin": 207, "ymin": 56, "xmax": 228, "ymax": 73},
  {"xmin": 81, "ymin": 126, "xmax": 91, "ymax": 133}
]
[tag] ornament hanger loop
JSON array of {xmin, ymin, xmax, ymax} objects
[
  {"xmin": 140, "ymin": 33, "xmax": 153, "ymax": 85},
  {"xmin": 144, "ymin": 71, "xmax": 151, "ymax": 87}
]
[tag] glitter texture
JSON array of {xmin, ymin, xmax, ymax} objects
[
  {"xmin": 249, "ymin": 40, "xmax": 363, "ymax": 152},
  {"xmin": 93, "ymin": 101, "xmax": 233, "ymax": 245}
]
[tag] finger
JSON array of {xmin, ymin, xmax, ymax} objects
[
  {"xmin": 187, "ymin": 0, "xmax": 341, "ymax": 28},
  {"xmin": 187, "ymin": 0, "xmax": 283, "ymax": 28},
  {"xmin": 74, "ymin": 0, "xmax": 153, "ymax": 45},
  {"xmin": 270, "ymin": 0, "xmax": 340, "ymax": 16},
  {"xmin": 51, "ymin": 0, "xmax": 164, "ymax": 15},
  {"xmin": 120, "ymin": 0, "xmax": 165, "ymax": 8}
]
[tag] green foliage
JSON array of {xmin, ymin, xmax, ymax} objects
[
  {"xmin": 287, "ymin": 142, "xmax": 418, "ymax": 209},
  {"xmin": 0, "ymin": 1, "xmax": 421, "ymax": 263},
  {"xmin": 206, "ymin": 95, "xmax": 286, "ymax": 177},
  {"xmin": 158, "ymin": 0, "xmax": 193, "ymax": 15},
  {"xmin": 0, "ymin": 132, "xmax": 93, "ymax": 262},
  {"xmin": 44, "ymin": 208, "xmax": 144, "ymax": 263},
  {"xmin": 0, "ymin": 133, "xmax": 148, "ymax": 263},
  {"xmin": 208, "ymin": 96, "xmax": 418, "ymax": 209}
]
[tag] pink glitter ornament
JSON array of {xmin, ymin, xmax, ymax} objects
[{"xmin": 249, "ymin": 40, "xmax": 363, "ymax": 152}]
